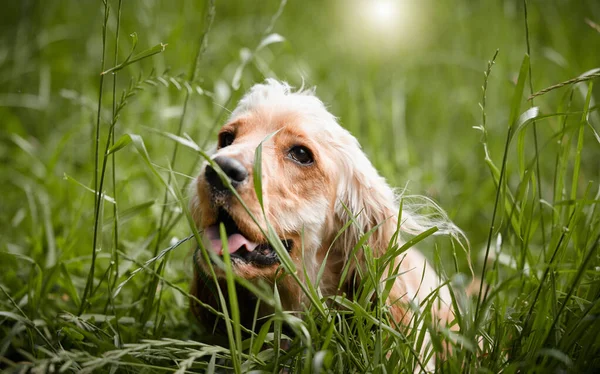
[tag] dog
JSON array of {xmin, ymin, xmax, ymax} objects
[{"xmin": 189, "ymin": 79, "xmax": 464, "ymax": 369}]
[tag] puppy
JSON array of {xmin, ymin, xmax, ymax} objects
[{"xmin": 189, "ymin": 79, "xmax": 463, "ymax": 368}]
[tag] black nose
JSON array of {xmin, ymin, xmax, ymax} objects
[{"xmin": 205, "ymin": 156, "xmax": 249, "ymax": 191}]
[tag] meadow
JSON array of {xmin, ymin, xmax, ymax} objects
[{"xmin": 1, "ymin": 0, "xmax": 599, "ymax": 372}]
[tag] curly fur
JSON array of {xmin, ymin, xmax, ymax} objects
[{"xmin": 189, "ymin": 79, "xmax": 465, "ymax": 370}]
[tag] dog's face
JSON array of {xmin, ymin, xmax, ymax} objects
[
  {"xmin": 192, "ymin": 106, "xmax": 343, "ymax": 280},
  {"xmin": 191, "ymin": 80, "xmax": 409, "ymax": 297}
]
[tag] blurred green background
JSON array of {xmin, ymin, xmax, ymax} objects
[{"xmin": 1, "ymin": 0, "xmax": 599, "ymax": 316}]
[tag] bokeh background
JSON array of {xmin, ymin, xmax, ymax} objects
[{"xmin": 1, "ymin": 0, "xmax": 599, "ymax": 340}]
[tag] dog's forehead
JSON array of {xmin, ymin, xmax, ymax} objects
[{"xmin": 228, "ymin": 106, "xmax": 346, "ymax": 142}]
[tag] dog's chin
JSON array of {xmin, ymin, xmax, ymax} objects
[{"xmin": 197, "ymin": 207, "xmax": 294, "ymax": 276}]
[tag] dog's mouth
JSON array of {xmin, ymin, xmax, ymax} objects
[{"xmin": 202, "ymin": 208, "xmax": 293, "ymax": 266}]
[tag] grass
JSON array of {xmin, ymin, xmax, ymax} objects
[{"xmin": 1, "ymin": 0, "xmax": 599, "ymax": 372}]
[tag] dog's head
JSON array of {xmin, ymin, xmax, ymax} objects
[{"xmin": 190, "ymin": 80, "xmax": 402, "ymax": 289}]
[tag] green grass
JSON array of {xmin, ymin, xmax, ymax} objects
[{"xmin": 1, "ymin": 0, "xmax": 599, "ymax": 372}]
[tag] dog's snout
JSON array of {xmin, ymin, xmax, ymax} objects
[{"xmin": 205, "ymin": 156, "xmax": 248, "ymax": 191}]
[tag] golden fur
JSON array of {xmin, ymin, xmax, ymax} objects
[{"xmin": 189, "ymin": 79, "xmax": 464, "ymax": 369}]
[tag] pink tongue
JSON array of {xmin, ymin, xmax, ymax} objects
[{"xmin": 203, "ymin": 225, "xmax": 258, "ymax": 255}]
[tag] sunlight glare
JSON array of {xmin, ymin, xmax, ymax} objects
[
  {"xmin": 367, "ymin": 0, "xmax": 399, "ymax": 31},
  {"xmin": 336, "ymin": 0, "xmax": 429, "ymax": 59}
]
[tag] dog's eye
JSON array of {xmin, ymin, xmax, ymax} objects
[
  {"xmin": 288, "ymin": 146, "xmax": 314, "ymax": 165},
  {"xmin": 218, "ymin": 132, "xmax": 235, "ymax": 148}
]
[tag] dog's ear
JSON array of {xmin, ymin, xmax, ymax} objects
[
  {"xmin": 328, "ymin": 140, "xmax": 402, "ymax": 310},
  {"xmin": 331, "ymin": 136, "xmax": 464, "ymax": 253},
  {"xmin": 330, "ymin": 137, "xmax": 463, "ymax": 277},
  {"xmin": 333, "ymin": 141, "xmax": 399, "ymax": 261}
]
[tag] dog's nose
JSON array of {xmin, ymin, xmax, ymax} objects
[{"xmin": 205, "ymin": 156, "xmax": 248, "ymax": 191}]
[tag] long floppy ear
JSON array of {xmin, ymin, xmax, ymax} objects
[
  {"xmin": 332, "ymin": 138, "xmax": 399, "ymax": 264},
  {"xmin": 330, "ymin": 135, "xmax": 464, "ymax": 288}
]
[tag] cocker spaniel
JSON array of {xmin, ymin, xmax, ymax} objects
[{"xmin": 189, "ymin": 79, "xmax": 463, "ymax": 368}]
